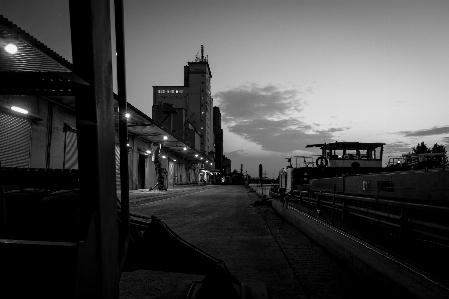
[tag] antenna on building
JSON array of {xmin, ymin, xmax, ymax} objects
[{"xmin": 201, "ymin": 45, "xmax": 204, "ymax": 62}]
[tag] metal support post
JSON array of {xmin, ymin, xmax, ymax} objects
[
  {"xmin": 307, "ymin": 186, "xmax": 310, "ymax": 214},
  {"xmin": 332, "ymin": 184, "xmax": 336, "ymax": 225},
  {"xmin": 69, "ymin": 0, "xmax": 119, "ymax": 297}
]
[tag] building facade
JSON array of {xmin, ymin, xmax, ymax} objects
[
  {"xmin": 153, "ymin": 46, "xmax": 221, "ymax": 179},
  {"xmin": 0, "ymin": 15, "xmax": 214, "ymax": 190}
]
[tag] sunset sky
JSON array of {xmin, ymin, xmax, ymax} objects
[{"xmin": 2, "ymin": 0, "xmax": 449, "ymax": 177}]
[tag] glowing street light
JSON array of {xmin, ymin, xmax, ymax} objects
[
  {"xmin": 125, "ymin": 113, "xmax": 130, "ymax": 118},
  {"xmin": 183, "ymin": 147, "xmax": 187, "ymax": 150},
  {"xmin": 11, "ymin": 106, "xmax": 28, "ymax": 114},
  {"xmin": 163, "ymin": 136, "xmax": 168, "ymax": 140},
  {"xmin": 146, "ymin": 150, "xmax": 151, "ymax": 154},
  {"xmin": 4, "ymin": 43, "xmax": 18, "ymax": 54}
]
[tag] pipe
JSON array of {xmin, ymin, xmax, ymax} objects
[{"xmin": 114, "ymin": 0, "xmax": 130, "ymax": 273}]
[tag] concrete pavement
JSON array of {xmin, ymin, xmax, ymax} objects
[{"xmin": 119, "ymin": 185, "xmax": 368, "ymax": 299}]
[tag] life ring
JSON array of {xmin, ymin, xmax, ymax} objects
[{"xmin": 316, "ymin": 156, "xmax": 328, "ymax": 168}]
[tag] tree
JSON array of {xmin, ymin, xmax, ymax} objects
[
  {"xmin": 412, "ymin": 142, "xmax": 447, "ymax": 169},
  {"xmin": 412, "ymin": 142, "xmax": 431, "ymax": 155},
  {"xmin": 431, "ymin": 143, "xmax": 448, "ymax": 168}
]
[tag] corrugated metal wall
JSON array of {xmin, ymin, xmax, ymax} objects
[
  {"xmin": 63, "ymin": 130, "xmax": 78, "ymax": 169},
  {"xmin": 115, "ymin": 145, "xmax": 121, "ymax": 189},
  {"xmin": 0, "ymin": 112, "xmax": 31, "ymax": 167}
]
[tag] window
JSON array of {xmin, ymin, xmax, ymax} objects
[
  {"xmin": 175, "ymin": 90, "xmax": 179, "ymax": 93},
  {"xmin": 179, "ymin": 90, "xmax": 183, "ymax": 93},
  {"xmin": 171, "ymin": 90, "xmax": 175, "ymax": 93}
]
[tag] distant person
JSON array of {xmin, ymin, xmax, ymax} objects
[{"xmin": 421, "ymin": 156, "xmax": 428, "ymax": 172}]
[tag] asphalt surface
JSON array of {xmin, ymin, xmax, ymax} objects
[{"xmin": 119, "ymin": 185, "xmax": 369, "ymax": 299}]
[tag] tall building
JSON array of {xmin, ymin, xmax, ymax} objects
[
  {"xmin": 213, "ymin": 106, "xmax": 223, "ymax": 171},
  {"xmin": 153, "ymin": 46, "xmax": 217, "ymax": 168}
]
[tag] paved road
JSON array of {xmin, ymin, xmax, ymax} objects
[{"xmin": 120, "ymin": 185, "xmax": 368, "ymax": 299}]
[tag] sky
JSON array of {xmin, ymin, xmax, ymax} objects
[{"xmin": 2, "ymin": 0, "xmax": 449, "ymax": 177}]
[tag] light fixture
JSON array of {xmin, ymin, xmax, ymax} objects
[
  {"xmin": 162, "ymin": 155, "xmax": 166, "ymax": 159},
  {"xmin": 146, "ymin": 150, "xmax": 151, "ymax": 154},
  {"xmin": 126, "ymin": 143, "xmax": 130, "ymax": 147},
  {"xmin": 200, "ymin": 157, "xmax": 203, "ymax": 160},
  {"xmin": 125, "ymin": 113, "xmax": 130, "ymax": 118},
  {"xmin": 173, "ymin": 159, "xmax": 177, "ymax": 162},
  {"xmin": 11, "ymin": 106, "xmax": 28, "ymax": 114},
  {"xmin": 206, "ymin": 160, "xmax": 208, "ymax": 163},
  {"xmin": 210, "ymin": 163, "xmax": 213, "ymax": 165},
  {"xmin": 163, "ymin": 136, "xmax": 168, "ymax": 140},
  {"xmin": 4, "ymin": 43, "xmax": 18, "ymax": 54},
  {"xmin": 183, "ymin": 147, "xmax": 187, "ymax": 151},
  {"xmin": 195, "ymin": 154, "xmax": 198, "ymax": 157}
]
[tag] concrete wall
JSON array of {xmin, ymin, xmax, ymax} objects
[{"xmin": 272, "ymin": 200, "xmax": 449, "ymax": 299}]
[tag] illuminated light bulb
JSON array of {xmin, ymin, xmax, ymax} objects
[
  {"xmin": 125, "ymin": 113, "xmax": 130, "ymax": 118},
  {"xmin": 126, "ymin": 143, "xmax": 129, "ymax": 146},
  {"xmin": 173, "ymin": 159, "xmax": 176, "ymax": 162},
  {"xmin": 162, "ymin": 155, "xmax": 166, "ymax": 159},
  {"xmin": 183, "ymin": 147, "xmax": 187, "ymax": 150},
  {"xmin": 200, "ymin": 157, "xmax": 203, "ymax": 160},
  {"xmin": 163, "ymin": 136, "xmax": 168, "ymax": 140},
  {"xmin": 4, "ymin": 43, "xmax": 18, "ymax": 54},
  {"xmin": 11, "ymin": 106, "xmax": 28, "ymax": 114},
  {"xmin": 146, "ymin": 150, "xmax": 151, "ymax": 154},
  {"xmin": 195, "ymin": 154, "xmax": 198, "ymax": 157}
]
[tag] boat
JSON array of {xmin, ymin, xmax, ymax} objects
[
  {"xmin": 271, "ymin": 141, "xmax": 449, "ymax": 204},
  {"xmin": 275, "ymin": 142, "xmax": 387, "ymax": 194}
]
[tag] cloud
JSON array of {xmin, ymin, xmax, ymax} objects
[
  {"xmin": 442, "ymin": 137, "xmax": 449, "ymax": 144},
  {"xmin": 399, "ymin": 126, "xmax": 449, "ymax": 137},
  {"xmin": 215, "ymin": 83, "xmax": 307, "ymax": 122},
  {"xmin": 383, "ymin": 141, "xmax": 412, "ymax": 155},
  {"xmin": 215, "ymin": 84, "xmax": 347, "ymax": 153}
]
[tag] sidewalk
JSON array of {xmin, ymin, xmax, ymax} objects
[{"xmin": 117, "ymin": 184, "xmax": 221, "ymax": 207}]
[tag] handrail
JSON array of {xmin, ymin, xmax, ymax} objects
[{"xmin": 300, "ymin": 190, "xmax": 449, "ymax": 213}]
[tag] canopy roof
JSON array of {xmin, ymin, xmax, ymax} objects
[
  {"xmin": 0, "ymin": 15, "xmax": 204, "ymax": 163},
  {"xmin": 306, "ymin": 142, "xmax": 385, "ymax": 150}
]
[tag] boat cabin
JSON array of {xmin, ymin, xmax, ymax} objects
[{"xmin": 305, "ymin": 142, "xmax": 385, "ymax": 168}]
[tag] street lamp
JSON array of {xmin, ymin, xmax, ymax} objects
[{"xmin": 4, "ymin": 43, "xmax": 18, "ymax": 54}]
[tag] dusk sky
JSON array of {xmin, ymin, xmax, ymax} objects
[{"xmin": 2, "ymin": 0, "xmax": 449, "ymax": 177}]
